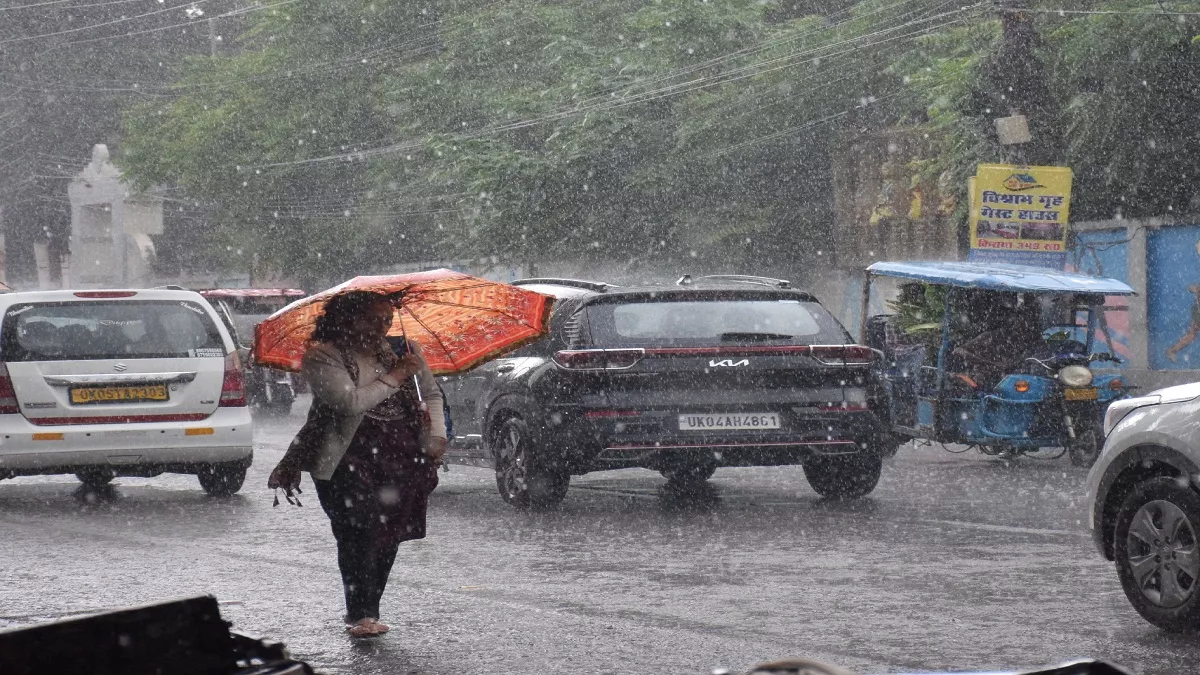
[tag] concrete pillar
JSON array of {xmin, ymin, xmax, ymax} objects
[
  {"xmin": 59, "ymin": 251, "xmax": 71, "ymax": 288},
  {"xmin": 0, "ymin": 232, "xmax": 8, "ymax": 286},
  {"xmin": 33, "ymin": 241, "xmax": 51, "ymax": 290}
]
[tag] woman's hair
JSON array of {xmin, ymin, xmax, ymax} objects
[{"xmin": 311, "ymin": 290, "xmax": 390, "ymax": 343}]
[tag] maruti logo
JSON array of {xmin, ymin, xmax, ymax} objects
[{"xmin": 709, "ymin": 358, "xmax": 750, "ymax": 368}]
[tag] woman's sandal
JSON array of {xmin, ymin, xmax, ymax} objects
[{"xmin": 367, "ymin": 618, "xmax": 390, "ymax": 634}]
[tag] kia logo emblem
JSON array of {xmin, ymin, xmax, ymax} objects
[
  {"xmin": 114, "ymin": 363, "xmax": 128, "ymax": 372},
  {"xmin": 709, "ymin": 359, "xmax": 749, "ymax": 368}
]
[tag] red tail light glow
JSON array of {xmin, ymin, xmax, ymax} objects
[
  {"xmin": 810, "ymin": 345, "xmax": 874, "ymax": 366},
  {"xmin": 0, "ymin": 363, "xmax": 18, "ymax": 414},
  {"xmin": 219, "ymin": 352, "xmax": 247, "ymax": 407},
  {"xmin": 552, "ymin": 349, "xmax": 645, "ymax": 371}
]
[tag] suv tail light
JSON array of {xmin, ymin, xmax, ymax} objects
[
  {"xmin": 810, "ymin": 345, "xmax": 874, "ymax": 366},
  {"xmin": 552, "ymin": 348, "xmax": 645, "ymax": 371},
  {"xmin": 0, "ymin": 363, "xmax": 18, "ymax": 414},
  {"xmin": 219, "ymin": 352, "xmax": 247, "ymax": 407}
]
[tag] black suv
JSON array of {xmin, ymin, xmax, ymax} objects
[{"xmin": 441, "ymin": 275, "xmax": 895, "ymax": 508}]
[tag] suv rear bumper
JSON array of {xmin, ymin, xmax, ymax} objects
[
  {"xmin": 545, "ymin": 407, "xmax": 890, "ymax": 472},
  {"xmin": 0, "ymin": 407, "xmax": 253, "ymax": 475}
]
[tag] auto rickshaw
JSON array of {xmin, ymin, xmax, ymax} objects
[{"xmin": 860, "ymin": 261, "xmax": 1135, "ymax": 467}]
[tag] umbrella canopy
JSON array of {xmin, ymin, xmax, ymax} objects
[{"xmin": 253, "ymin": 269, "xmax": 554, "ymax": 375}]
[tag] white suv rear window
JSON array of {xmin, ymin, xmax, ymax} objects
[{"xmin": 1, "ymin": 301, "xmax": 225, "ymax": 362}]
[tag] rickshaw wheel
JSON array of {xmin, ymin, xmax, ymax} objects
[{"xmin": 1068, "ymin": 429, "xmax": 1102, "ymax": 468}]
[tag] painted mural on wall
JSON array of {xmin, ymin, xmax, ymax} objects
[
  {"xmin": 1146, "ymin": 225, "xmax": 1200, "ymax": 370},
  {"xmin": 1070, "ymin": 229, "xmax": 1130, "ymax": 367}
]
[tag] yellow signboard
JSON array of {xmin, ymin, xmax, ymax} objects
[{"xmin": 968, "ymin": 164, "xmax": 1073, "ymax": 268}]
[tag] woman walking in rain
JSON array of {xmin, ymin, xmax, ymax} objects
[{"xmin": 268, "ymin": 290, "xmax": 447, "ymax": 638}]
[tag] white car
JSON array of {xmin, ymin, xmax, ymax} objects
[
  {"xmin": 1086, "ymin": 381, "xmax": 1200, "ymax": 631},
  {"xmin": 0, "ymin": 289, "xmax": 254, "ymax": 496}
]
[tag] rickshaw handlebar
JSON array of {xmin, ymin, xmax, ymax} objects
[{"xmin": 1023, "ymin": 352, "xmax": 1123, "ymax": 370}]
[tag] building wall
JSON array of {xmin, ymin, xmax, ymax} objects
[
  {"xmin": 1073, "ymin": 218, "xmax": 1200, "ymax": 389},
  {"xmin": 832, "ymin": 129, "xmax": 959, "ymax": 271}
]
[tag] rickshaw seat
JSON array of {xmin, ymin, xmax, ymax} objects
[{"xmin": 948, "ymin": 373, "xmax": 981, "ymax": 390}]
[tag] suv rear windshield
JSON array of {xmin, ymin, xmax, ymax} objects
[
  {"xmin": 1, "ymin": 301, "xmax": 226, "ymax": 362},
  {"xmin": 585, "ymin": 297, "xmax": 851, "ymax": 347}
]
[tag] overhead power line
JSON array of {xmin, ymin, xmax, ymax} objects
[
  {"xmin": 0, "ymin": 0, "xmax": 222, "ymax": 45},
  {"xmin": 1006, "ymin": 7, "xmax": 1200, "ymax": 16},
  {"xmin": 0, "ymin": 0, "xmax": 167, "ymax": 11}
]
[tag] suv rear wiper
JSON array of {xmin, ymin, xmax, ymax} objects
[{"xmin": 719, "ymin": 332, "xmax": 794, "ymax": 341}]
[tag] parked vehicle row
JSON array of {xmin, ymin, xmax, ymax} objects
[{"xmin": 0, "ymin": 265, "xmax": 1195, "ymax": 635}]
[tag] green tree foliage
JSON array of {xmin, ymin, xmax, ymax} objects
[
  {"xmin": 891, "ymin": 0, "xmax": 1200, "ymax": 221},
  {"xmin": 121, "ymin": 0, "xmax": 975, "ymax": 277},
  {"xmin": 118, "ymin": 0, "xmax": 1200, "ymax": 278}
]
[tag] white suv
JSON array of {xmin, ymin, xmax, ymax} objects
[
  {"xmin": 1086, "ymin": 381, "xmax": 1200, "ymax": 631},
  {"xmin": 0, "ymin": 289, "xmax": 253, "ymax": 495}
]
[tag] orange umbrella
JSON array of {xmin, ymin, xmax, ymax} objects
[{"xmin": 253, "ymin": 269, "xmax": 554, "ymax": 375}]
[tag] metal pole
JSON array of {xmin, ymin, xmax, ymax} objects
[{"xmin": 859, "ymin": 272, "xmax": 873, "ymax": 344}]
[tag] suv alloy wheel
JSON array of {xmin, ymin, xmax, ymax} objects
[
  {"xmin": 1114, "ymin": 476, "xmax": 1200, "ymax": 631},
  {"xmin": 492, "ymin": 416, "xmax": 569, "ymax": 509}
]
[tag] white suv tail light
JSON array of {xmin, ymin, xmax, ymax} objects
[
  {"xmin": 219, "ymin": 352, "xmax": 247, "ymax": 407},
  {"xmin": 0, "ymin": 363, "xmax": 18, "ymax": 414}
]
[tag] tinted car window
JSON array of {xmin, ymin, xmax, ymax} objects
[
  {"xmin": 586, "ymin": 298, "xmax": 850, "ymax": 347},
  {"xmin": 1, "ymin": 301, "xmax": 226, "ymax": 362}
]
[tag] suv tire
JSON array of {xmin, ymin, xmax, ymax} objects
[
  {"xmin": 660, "ymin": 463, "xmax": 717, "ymax": 484},
  {"xmin": 492, "ymin": 416, "xmax": 568, "ymax": 509},
  {"xmin": 1114, "ymin": 476, "xmax": 1200, "ymax": 632},
  {"xmin": 803, "ymin": 452, "xmax": 882, "ymax": 499},
  {"xmin": 75, "ymin": 469, "xmax": 115, "ymax": 488},
  {"xmin": 197, "ymin": 461, "xmax": 248, "ymax": 497}
]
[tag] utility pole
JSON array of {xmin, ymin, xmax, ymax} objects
[{"xmin": 989, "ymin": 0, "xmax": 1059, "ymax": 165}]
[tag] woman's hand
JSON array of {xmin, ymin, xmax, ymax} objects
[
  {"xmin": 386, "ymin": 353, "xmax": 421, "ymax": 384},
  {"xmin": 268, "ymin": 463, "xmax": 302, "ymax": 491},
  {"xmin": 426, "ymin": 436, "xmax": 448, "ymax": 465}
]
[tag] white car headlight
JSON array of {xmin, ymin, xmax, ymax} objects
[
  {"xmin": 1058, "ymin": 365, "xmax": 1093, "ymax": 387},
  {"xmin": 1101, "ymin": 382, "xmax": 1200, "ymax": 437},
  {"xmin": 1103, "ymin": 394, "xmax": 1160, "ymax": 437}
]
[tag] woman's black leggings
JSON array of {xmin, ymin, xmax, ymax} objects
[{"xmin": 314, "ymin": 465, "xmax": 401, "ymax": 623}]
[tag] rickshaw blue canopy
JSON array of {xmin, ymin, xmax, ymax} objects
[{"xmin": 866, "ymin": 261, "xmax": 1134, "ymax": 296}]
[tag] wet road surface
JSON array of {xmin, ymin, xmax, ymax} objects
[{"xmin": 2, "ymin": 400, "xmax": 1199, "ymax": 674}]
